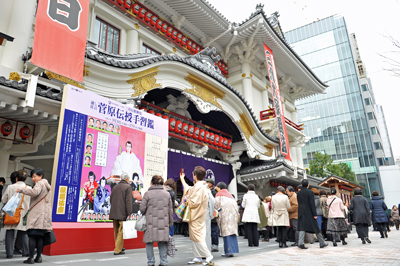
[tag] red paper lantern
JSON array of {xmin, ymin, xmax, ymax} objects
[
  {"xmin": 187, "ymin": 124, "xmax": 194, "ymax": 138},
  {"xmin": 155, "ymin": 112, "xmax": 162, "ymax": 117},
  {"xmin": 227, "ymin": 139, "xmax": 232, "ymax": 150},
  {"xmin": 150, "ymin": 16, "xmax": 158, "ymax": 26},
  {"xmin": 204, "ymin": 131, "xmax": 210, "ymax": 143},
  {"xmin": 191, "ymin": 43, "xmax": 197, "ymax": 53},
  {"xmin": 198, "ymin": 129, "xmax": 205, "ymax": 141},
  {"xmin": 175, "ymin": 120, "xmax": 182, "ymax": 134},
  {"xmin": 147, "ymin": 109, "xmax": 155, "ymax": 115},
  {"xmin": 222, "ymin": 138, "xmax": 228, "ymax": 149},
  {"xmin": 162, "ymin": 115, "xmax": 169, "ymax": 120},
  {"xmin": 181, "ymin": 37, "xmax": 187, "ymax": 46},
  {"xmin": 139, "ymin": 107, "xmax": 147, "ymax": 112},
  {"xmin": 177, "ymin": 33, "xmax": 182, "ymax": 44},
  {"xmin": 196, "ymin": 46, "xmax": 201, "ymax": 53},
  {"xmin": 124, "ymin": 0, "xmax": 130, "ymax": 9},
  {"xmin": 144, "ymin": 12, "xmax": 152, "ymax": 23},
  {"xmin": 209, "ymin": 133, "xmax": 215, "ymax": 145},
  {"xmin": 181, "ymin": 122, "xmax": 188, "ymax": 136},
  {"xmin": 138, "ymin": 8, "xmax": 146, "ymax": 19},
  {"xmin": 193, "ymin": 127, "xmax": 200, "ymax": 140},
  {"xmin": 156, "ymin": 20, "xmax": 162, "ymax": 30},
  {"xmin": 218, "ymin": 136, "xmax": 224, "ymax": 147},
  {"xmin": 169, "ymin": 117, "xmax": 176, "ymax": 131},
  {"xmin": 132, "ymin": 4, "xmax": 139, "ymax": 15},
  {"xmin": 171, "ymin": 30, "xmax": 178, "ymax": 40},
  {"xmin": 187, "ymin": 40, "xmax": 192, "ymax": 50},
  {"xmin": 161, "ymin": 23, "xmax": 168, "ymax": 33},
  {"xmin": 19, "ymin": 125, "xmax": 31, "ymax": 140},
  {"xmin": 117, "ymin": 0, "xmax": 123, "ymax": 5},
  {"xmin": 1, "ymin": 121, "xmax": 13, "ymax": 137},
  {"xmin": 166, "ymin": 27, "xmax": 173, "ymax": 37}
]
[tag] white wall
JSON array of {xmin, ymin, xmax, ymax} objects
[{"xmin": 379, "ymin": 165, "xmax": 400, "ymax": 208}]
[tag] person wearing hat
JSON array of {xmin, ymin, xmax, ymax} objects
[{"xmin": 205, "ymin": 178, "xmax": 219, "ymax": 252}]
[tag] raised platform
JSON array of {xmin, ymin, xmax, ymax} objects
[{"xmin": 43, "ymin": 222, "xmax": 145, "ymax": 256}]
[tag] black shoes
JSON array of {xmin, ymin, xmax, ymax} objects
[
  {"xmin": 385, "ymin": 232, "xmax": 388, "ymax": 238},
  {"xmin": 291, "ymin": 242, "xmax": 298, "ymax": 247},
  {"xmin": 279, "ymin": 242, "xmax": 283, "ymax": 248},
  {"xmin": 34, "ymin": 256, "xmax": 42, "ymax": 263},
  {"xmin": 342, "ymin": 240, "xmax": 347, "ymax": 245},
  {"xmin": 320, "ymin": 243, "xmax": 329, "ymax": 248},
  {"xmin": 114, "ymin": 251, "xmax": 125, "ymax": 255},
  {"xmin": 298, "ymin": 245, "xmax": 308, "ymax": 249},
  {"xmin": 23, "ymin": 258, "xmax": 35, "ymax": 264},
  {"xmin": 122, "ymin": 248, "xmax": 126, "ymax": 252},
  {"xmin": 362, "ymin": 239, "xmax": 366, "ymax": 244},
  {"xmin": 333, "ymin": 241, "xmax": 337, "ymax": 247},
  {"xmin": 282, "ymin": 243, "xmax": 288, "ymax": 248},
  {"xmin": 365, "ymin": 238, "xmax": 371, "ymax": 243}
]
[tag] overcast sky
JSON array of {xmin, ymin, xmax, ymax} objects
[{"xmin": 210, "ymin": 0, "xmax": 400, "ymax": 158}]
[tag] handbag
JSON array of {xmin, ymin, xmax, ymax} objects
[
  {"xmin": 4, "ymin": 188, "xmax": 26, "ymax": 225},
  {"xmin": 3, "ymin": 193, "xmax": 21, "ymax": 217},
  {"xmin": 43, "ymin": 230, "xmax": 57, "ymax": 246},
  {"xmin": 134, "ymin": 214, "xmax": 147, "ymax": 232},
  {"xmin": 166, "ymin": 235, "xmax": 176, "ymax": 258},
  {"xmin": 182, "ymin": 205, "xmax": 191, "ymax": 223},
  {"xmin": 175, "ymin": 200, "xmax": 187, "ymax": 219},
  {"xmin": 123, "ymin": 221, "xmax": 138, "ymax": 239}
]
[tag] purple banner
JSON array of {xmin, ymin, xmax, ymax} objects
[{"xmin": 167, "ymin": 151, "xmax": 234, "ymax": 186}]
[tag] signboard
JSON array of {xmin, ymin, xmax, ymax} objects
[
  {"xmin": 32, "ymin": 0, "xmax": 89, "ymax": 82},
  {"xmin": 52, "ymin": 85, "xmax": 168, "ymax": 222},
  {"xmin": 263, "ymin": 43, "xmax": 291, "ymax": 161}
]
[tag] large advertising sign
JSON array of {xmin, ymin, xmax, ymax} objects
[
  {"xmin": 52, "ymin": 85, "xmax": 168, "ymax": 222},
  {"xmin": 263, "ymin": 43, "xmax": 291, "ymax": 161},
  {"xmin": 32, "ymin": 0, "xmax": 89, "ymax": 82}
]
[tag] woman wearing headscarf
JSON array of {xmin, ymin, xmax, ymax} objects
[
  {"xmin": 326, "ymin": 188, "xmax": 349, "ymax": 246},
  {"xmin": 270, "ymin": 186, "xmax": 290, "ymax": 248},
  {"xmin": 370, "ymin": 190, "xmax": 389, "ymax": 238},
  {"xmin": 241, "ymin": 184, "xmax": 260, "ymax": 247},
  {"xmin": 349, "ymin": 188, "xmax": 371, "ymax": 244},
  {"xmin": 214, "ymin": 182, "xmax": 239, "ymax": 257}
]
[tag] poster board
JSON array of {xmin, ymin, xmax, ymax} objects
[{"xmin": 51, "ymin": 85, "xmax": 168, "ymax": 222}]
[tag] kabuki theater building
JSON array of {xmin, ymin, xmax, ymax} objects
[{"xmin": 0, "ymin": 0, "xmax": 328, "ymax": 254}]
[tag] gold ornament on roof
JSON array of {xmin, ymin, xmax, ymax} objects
[
  {"xmin": 127, "ymin": 67, "xmax": 161, "ymax": 97},
  {"xmin": 45, "ymin": 70, "xmax": 85, "ymax": 89},
  {"xmin": 83, "ymin": 65, "xmax": 91, "ymax": 77},
  {"xmin": 9, "ymin": 72, "xmax": 21, "ymax": 81},
  {"xmin": 264, "ymin": 144, "xmax": 275, "ymax": 157},
  {"xmin": 184, "ymin": 73, "xmax": 225, "ymax": 109},
  {"xmin": 237, "ymin": 113, "xmax": 255, "ymax": 142}
]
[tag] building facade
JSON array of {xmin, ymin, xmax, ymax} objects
[{"xmin": 285, "ymin": 15, "xmax": 384, "ymax": 198}]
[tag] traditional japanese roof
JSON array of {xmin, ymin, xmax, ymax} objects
[
  {"xmin": 238, "ymin": 156, "xmax": 306, "ymax": 176},
  {"xmin": 319, "ymin": 175, "xmax": 364, "ymax": 189},
  {"xmin": 0, "ymin": 76, "xmax": 62, "ymax": 101}
]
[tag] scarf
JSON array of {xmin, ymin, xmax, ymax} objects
[{"xmin": 216, "ymin": 189, "xmax": 234, "ymax": 199}]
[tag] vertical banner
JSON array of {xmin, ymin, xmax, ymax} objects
[
  {"xmin": 32, "ymin": 0, "xmax": 90, "ymax": 82},
  {"xmin": 263, "ymin": 43, "xmax": 291, "ymax": 161},
  {"xmin": 51, "ymin": 85, "xmax": 169, "ymax": 222}
]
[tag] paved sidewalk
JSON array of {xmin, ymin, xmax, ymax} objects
[{"xmin": 0, "ymin": 228, "xmax": 399, "ymax": 265}]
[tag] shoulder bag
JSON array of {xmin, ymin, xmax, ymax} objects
[
  {"xmin": 4, "ymin": 186, "xmax": 27, "ymax": 225},
  {"xmin": 23, "ymin": 191, "xmax": 49, "ymax": 226}
]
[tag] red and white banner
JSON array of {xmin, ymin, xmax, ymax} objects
[
  {"xmin": 32, "ymin": 0, "xmax": 90, "ymax": 82},
  {"xmin": 263, "ymin": 43, "xmax": 291, "ymax": 161}
]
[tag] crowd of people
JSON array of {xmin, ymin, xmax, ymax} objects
[{"xmin": 1, "ymin": 166, "xmax": 400, "ymax": 266}]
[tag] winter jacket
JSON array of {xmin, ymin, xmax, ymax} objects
[
  {"xmin": 326, "ymin": 196, "xmax": 345, "ymax": 218},
  {"xmin": 369, "ymin": 196, "xmax": 388, "ymax": 223},
  {"xmin": 270, "ymin": 193, "xmax": 290, "ymax": 226},
  {"xmin": 19, "ymin": 179, "xmax": 52, "ymax": 231},
  {"xmin": 320, "ymin": 195, "xmax": 329, "ymax": 218},
  {"xmin": 288, "ymin": 193, "xmax": 298, "ymax": 220},
  {"xmin": 314, "ymin": 195, "xmax": 323, "ymax": 216},
  {"xmin": 241, "ymin": 191, "xmax": 260, "ymax": 223},
  {"xmin": 297, "ymin": 187, "xmax": 320, "ymax": 233},
  {"xmin": 258, "ymin": 200, "xmax": 269, "ymax": 228},
  {"xmin": 349, "ymin": 195, "xmax": 370, "ymax": 225},
  {"xmin": 1, "ymin": 182, "xmax": 31, "ymax": 231},
  {"xmin": 140, "ymin": 185, "xmax": 173, "ymax": 243},
  {"xmin": 110, "ymin": 180, "xmax": 133, "ymax": 221},
  {"xmin": 391, "ymin": 209, "xmax": 400, "ymax": 221}
]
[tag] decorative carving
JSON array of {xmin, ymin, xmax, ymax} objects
[
  {"xmin": 127, "ymin": 67, "xmax": 161, "ymax": 97},
  {"xmin": 241, "ymin": 134, "xmax": 259, "ymax": 158},
  {"xmin": 83, "ymin": 65, "xmax": 91, "ymax": 77},
  {"xmin": 264, "ymin": 144, "xmax": 275, "ymax": 157},
  {"xmin": 291, "ymin": 135, "xmax": 311, "ymax": 147},
  {"xmin": 181, "ymin": 91, "xmax": 221, "ymax": 114},
  {"xmin": 187, "ymin": 142, "xmax": 209, "ymax": 157},
  {"xmin": 237, "ymin": 113, "xmax": 255, "ymax": 142},
  {"xmin": 9, "ymin": 72, "xmax": 21, "ymax": 81},
  {"xmin": 166, "ymin": 94, "xmax": 192, "ymax": 118},
  {"xmin": 185, "ymin": 47, "xmax": 224, "ymax": 78},
  {"xmin": 172, "ymin": 47, "xmax": 177, "ymax": 53},
  {"xmin": 46, "ymin": 70, "xmax": 84, "ymax": 89},
  {"xmin": 262, "ymin": 119, "xmax": 279, "ymax": 136},
  {"xmin": 184, "ymin": 73, "xmax": 225, "ymax": 110},
  {"xmin": 220, "ymin": 150, "xmax": 244, "ymax": 163},
  {"xmin": 234, "ymin": 39, "xmax": 259, "ymax": 64},
  {"xmin": 134, "ymin": 23, "xmax": 139, "ymax": 29}
]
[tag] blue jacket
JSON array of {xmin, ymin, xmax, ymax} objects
[{"xmin": 369, "ymin": 196, "xmax": 388, "ymax": 223}]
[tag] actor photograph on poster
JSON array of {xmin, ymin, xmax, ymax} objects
[
  {"xmin": 84, "ymin": 156, "xmax": 91, "ymax": 167},
  {"xmin": 86, "ymin": 133, "xmax": 93, "ymax": 144}
]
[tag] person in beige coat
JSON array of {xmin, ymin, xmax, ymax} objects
[
  {"xmin": 180, "ymin": 166, "xmax": 214, "ymax": 266},
  {"xmin": 17, "ymin": 168, "xmax": 52, "ymax": 264},
  {"xmin": 271, "ymin": 186, "xmax": 290, "ymax": 248},
  {"xmin": 1, "ymin": 170, "xmax": 31, "ymax": 258}
]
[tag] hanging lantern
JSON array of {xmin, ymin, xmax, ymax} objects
[
  {"xmin": 196, "ymin": 46, "xmax": 201, "ymax": 53},
  {"xmin": 117, "ymin": 0, "xmax": 123, "ymax": 5},
  {"xmin": 171, "ymin": 30, "xmax": 178, "ymax": 40},
  {"xmin": 175, "ymin": 120, "xmax": 182, "ymax": 134},
  {"xmin": 187, "ymin": 124, "xmax": 194, "ymax": 138},
  {"xmin": 132, "ymin": 4, "xmax": 140, "ymax": 15},
  {"xmin": 187, "ymin": 40, "xmax": 192, "ymax": 50},
  {"xmin": 193, "ymin": 126, "xmax": 200, "ymax": 140},
  {"xmin": 124, "ymin": 0, "xmax": 130, "ymax": 9},
  {"xmin": 181, "ymin": 122, "xmax": 188, "ymax": 136},
  {"xmin": 156, "ymin": 20, "xmax": 162, "ymax": 30},
  {"xmin": 1, "ymin": 121, "xmax": 13, "ymax": 137},
  {"xmin": 150, "ymin": 16, "xmax": 158, "ymax": 26},
  {"xmin": 144, "ymin": 12, "xmax": 152, "ymax": 23},
  {"xmin": 177, "ymin": 33, "xmax": 183, "ymax": 44},
  {"xmin": 161, "ymin": 23, "xmax": 168, "ymax": 33},
  {"xmin": 169, "ymin": 117, "xmax": 176, "ymax": 131},
  {"xmin": 209, "ymin": 133, "xmax": 215, "ymax": 145},
  {"xmin": 138, "ymin": 8, "xmax": 146, "ymax": 19},
  {"xmin": 19, "ymin": 125, "xmax": 31, "ymax": 140},
  {"xmin": 147, "ymin": 109, "xmax": 155, "ymax": 115},
  {"xmin": 181, "ymin": 37, "xmax": 187, "ymax": 46},
  {"xmin": 166, "ymin": 27, "xmax": 173, "ymax": 37},
  {"xmin": 213, "ymin": 134, "xmax": 219, "ymax": 146},
  {"xmin": 218, "ymin": 136, "xmax": 224, "ymax": 147},
  {"xmin": 191, "ymin": 43, "xmax": 197, "ymax": 53},
  {"xmin": 139, "ymin": 107, "xmax": 147, "ymax": 112},
  {"xmin": 204, "ymin": 131, "xmax": 210, "ymax": 143},
  {"xmin": 162, "ymin": 114, "xmax": 169, "ymax": 120},
  {"xmin": 198, "ymin": 128, "xmax": 205, "ymax": 141},
  {"xmin": 222, "ymin": 138, "xmax": 228, "ymax": 149},
  {"xmin": 227, "ymin": 139, "xmax": 232, "ymax": 150},
  {"xmin": 155, "ymin": 112, "xmax": 162, "ymax": 117}
]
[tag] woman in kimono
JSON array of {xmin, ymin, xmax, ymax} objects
[
  {"xmin": 94, "ymin": 177, "xmax": 110, "ymax": 213},
  {"xmin": 214, "ymin": 182, "xmax": 239, "ymax": 257}
]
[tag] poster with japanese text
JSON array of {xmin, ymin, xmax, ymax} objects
[{"xmin": 52, "ymin": 85, "xmax": 168, "ymax": 222}]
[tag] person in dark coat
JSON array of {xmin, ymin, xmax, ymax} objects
[
  {"xmin": 141, "ymin": 175, "xmax": 173, "ymax": 266},
  {"xmin": 369, "ymin": 191, "xmax": 389, "ymax": 238},
  {"xmin": 297, "ymin": 179, "xmax": 328, "ymax": 249},
  {"xmin": 110, "ymin": 172, "xmax": 133, "ymax": 255},
  {"xmin": 349, "ymin": 188, "xmax": 371, "ymax": 244}
]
